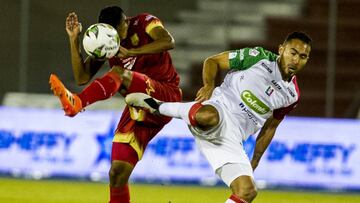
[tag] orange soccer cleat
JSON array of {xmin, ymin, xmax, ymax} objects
[{"xmin": 49, "ymin": 74, "xmax": 82, "ymax": 117}]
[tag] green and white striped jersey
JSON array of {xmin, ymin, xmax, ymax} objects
[{"xmin": 211, "ymin": 47, "xmax": 300, "ymax": 140}]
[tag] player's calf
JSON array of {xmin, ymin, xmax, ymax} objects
[
  {"xmin": 78, "ymin": 71, "xmax": 122, "ymax": 107},
  {"xmin": 125, "ymin": 93, "xmax": 220, "ymax": 130}
]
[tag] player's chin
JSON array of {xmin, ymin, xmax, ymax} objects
[
  {"xmin": 288, "ymin": 69, "xmax": 297, "ymax": 76},
  {"xmin": 121, "ymin": 31, "xmax": 128, "ymax": 40},
  {"xmin": 289, "ymin": 71, "xmax": 297, "ymax": 77}
]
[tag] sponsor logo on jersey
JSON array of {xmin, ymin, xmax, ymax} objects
[
  {"xmin": 261, "ymin": 62, "xmax": 273, "ymax": 73},
  {"xmin": 265, "ymin": 86, "xmax": 274, "ymax": 96},
  {"xmin": 240, "ymin": 75, "xmax": 244, "ymax": 80},
  {"xmin": 130, "ymin": 33, "xmax": 139, "ymax": 46},
  {"xmin": 229, "ymin": 52, "xmax": 237, "ymax": 59},
  {"xmin": 134, "ymin": 19, "xmax": 139, "ymax": 26},
  {"xmin": 240, "ymin": 49, "xmax": 244, "ymax": 60},
  {"xmin": 271, "ymin": 80, "xmax": 282, "ymax": 90},
  {"xmin": 287, "ymin": 87, "xmax": 296, "ymax": 97},
  {"xmin": 239, "ymin": 102, "xmax": 259, "ymax": 125},
  {"xmin": 249, "ymin": 48, "xmax": 260, "ymax": 57},
  {"xmin": 241, "ymin": 90, "xmax": 270, "ymax": 114},
  {"xmin": 145, "ymin": 14, "xmax": 156, "ymax": 21},
  {"xmin": 145, "ymin": 79, "xmax": 155, "ymax": 95},
  {"xmin": 121, "ymin": 56, "xmax": 137, "ymax": 70}
]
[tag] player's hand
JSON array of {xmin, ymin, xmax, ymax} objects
[
  {"xmin": 195, "ymin": 85, "xmax": 214, "ymax": 102},
  {"xmin": 117, "ymin": 46, "xmax": 129, "ymax": 58},
  {"xmin": 66, "ymin": 12, "xmax": 82, "ymax": 39}
]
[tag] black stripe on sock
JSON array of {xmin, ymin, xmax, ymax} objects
[{"xmin": 144, "ymin": 98, "xmax": 160, "ymax": 110}]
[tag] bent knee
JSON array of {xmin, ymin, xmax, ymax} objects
[
  {"xmin": 196, "ymin": 105, "xmax": 219, "ymax": 129},
  {"xmin": 235, "ymin": 187, "xmax": 258, "ymax": 202},
  {"xmin": 110, "ymin": 66, "xmax": 133, "ymax": 87},
  {"xmin": 109, "ymin": 161, "xmax": 134, "ymax": 186}
]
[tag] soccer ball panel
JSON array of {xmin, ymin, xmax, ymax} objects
[{"xmin": 82, "ymin": 23, "xmax": 120, "ymax": 59}]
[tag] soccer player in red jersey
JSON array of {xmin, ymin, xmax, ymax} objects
[{"xmin": 49, "ymin": 6, "xmax": 181, "ymax": 203}]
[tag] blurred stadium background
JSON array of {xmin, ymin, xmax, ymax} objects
[{"xmin": 1, "ymin": 0, "xmax": 360, "ymax": 202}]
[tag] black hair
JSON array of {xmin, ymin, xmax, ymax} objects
[
  {"xmin": 98, "ymin": 6, "xmax": 125, "ymax": 29},
  {"xmin": 284, "ymin": 31, "xmax": 312, "ymax": 46}
]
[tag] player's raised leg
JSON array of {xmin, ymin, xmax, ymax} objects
[
  {"xmin": 125, "ymin": 93, "xmax": 219, "ymax": 130},
  {"xmin": 76, "ymin": 70, "xmax": 122, "ymax": 107}
]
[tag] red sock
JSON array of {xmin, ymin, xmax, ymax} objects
[
  {"xmin": 78, "ymin": 72, "xmax": 122, "ymax": 107},
  {"xmin": 109, "ymin": 184, "xmax": 130, "ymax": 203},
  {"xmin": 226, "ymin": 194, "xmax": 248, "ymax": 203}
]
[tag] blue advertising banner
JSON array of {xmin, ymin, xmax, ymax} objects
[
  {"xmin": 252, "ymin": 117, "xmax": 360, "ymax": 190},
  {"xmin": 0, "ymin": 106, "xmax": 359, "ymax": 190}
]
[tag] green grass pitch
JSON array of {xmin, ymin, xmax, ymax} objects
[{"xmin": 1, "ymin": 177, "xmax": 360, "ymax": 203}]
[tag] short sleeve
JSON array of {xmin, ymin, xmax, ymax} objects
[
  {"xmin": 273, "ymin": 101, "xmax": 298, "ymax": 120},
  {"xmin": 229, "ymin": 47, "xmax": 278, "ymax": 71},
  {"xmin": 143, "ymin": 14, "xmax": 164, "ymax": 34}
]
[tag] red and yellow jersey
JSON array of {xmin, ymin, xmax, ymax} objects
[{"xmin": 109, "ymin": 13, "xmax": 179, "ymax": 87}]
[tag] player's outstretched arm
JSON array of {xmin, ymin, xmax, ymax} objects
[
  {"xmin": 195, "ymin": 51, "xmax": 230, "ymax": 102},
  {"xmin": 120, "ymin": 26, "xmax": 174, "ymax": 58},
  {"xmin": 251, "ymin": 116, "xmax": 282, "ymax": 171},
  {"xmin": 65, "ymin": 12, "xmax": 104, "ymax": 85}
]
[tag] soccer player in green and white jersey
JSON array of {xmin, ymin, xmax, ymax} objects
[{"xmin": 125, "ymin": 31, "xmax": 312, "ymax": 203}]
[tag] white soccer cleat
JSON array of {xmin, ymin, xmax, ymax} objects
[{"xmin": 125, "ymin": 93, "xmax": 162, "ymax": 114}]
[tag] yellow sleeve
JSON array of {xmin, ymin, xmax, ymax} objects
[{"xmin": 145, "ymin": 19, "xmax": 164, "ymax": 34}]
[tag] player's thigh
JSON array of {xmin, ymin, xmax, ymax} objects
[
  {"xmin": 114, "ymin": 120, "xmax": 165, "ymax": 158},
  {"xmin": 124, "ymin": 72, "xmax": 181, "ymax": 102},
  {"xmin": 111, "ymin": 142, "xmax": 139, "ymax": 167},
  {"xmin": 194, "ymin": 105, "xmax": 251, "ymax": 181}
]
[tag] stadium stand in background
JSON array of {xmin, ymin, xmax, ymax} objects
[
  {"xmin": 2, "ymin": 1, "xmax": 360, "ymax": 199},
  {"xmin": 1, "ymin": 0, "xmax": 359, "ymax": 118},
  {"xmin": 176, "ymin": 0, "xmax": 360, "ymax": 118}
]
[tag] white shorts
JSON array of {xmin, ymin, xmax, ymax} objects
[
  {"xmin": 216, "ymin": 163, "xmax": 254, "ymax": 187},
  {"xmin": 189, "ymin": 99, "xmax": 253, "ymax": 186}
]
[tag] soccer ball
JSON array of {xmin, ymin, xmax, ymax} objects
[{"xmin": 82, "ymin": 23, "xmax": 120, "ymax": 59}]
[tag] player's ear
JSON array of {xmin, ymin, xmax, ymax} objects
[{"xmin": 278, "ymin": 44, "xmax": 284, "ymax": 55}]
